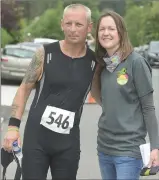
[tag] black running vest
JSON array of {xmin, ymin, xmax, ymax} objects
[{"xmin": 28, "ymin": 42, "xmax": 96, "ymax": 129}]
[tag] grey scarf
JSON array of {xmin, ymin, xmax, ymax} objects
[{"xmin": 103, "ymin": 53, "xmax": 121, "ymax": 73}]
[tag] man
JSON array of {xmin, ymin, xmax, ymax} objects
[{"xmin": 3, "ymin": 4, "xmax": 96, "ymax": 180}]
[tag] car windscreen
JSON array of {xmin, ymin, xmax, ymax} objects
[
  {"xmin": 3, "ymin": 48, "xmax": 34, "ymax": 58},
  {"xmin": 19, "ymin": 43, "xmax": 42, "ymax": 48},
  {"xmin": 149, "ymin": 42, "xmax": 159, "ymax": 53}
]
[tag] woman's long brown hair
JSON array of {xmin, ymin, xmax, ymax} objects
[
  {"xmin": 95, "ymin": 10, "xmax": 133, "ymax": 66},
  {"xmin": 91, "ymin": 10, "xmax": 134, "ymax": 103}
]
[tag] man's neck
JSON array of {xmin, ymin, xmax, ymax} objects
[{"xmin": 60, "ymin": 40, "xmax": 87, "ymax": 58}]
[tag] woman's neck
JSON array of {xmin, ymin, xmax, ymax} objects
[{"xmin": 106, "ymin": 46, "xmax": 120, "ymax": 57}]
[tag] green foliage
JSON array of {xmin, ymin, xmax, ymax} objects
[
  {"xmin": 1, "ymin": 0, "xmax": 24, "ymax": 32},
  {"xmin": 100, "ymin": 0, "xmax": 126, "ymax": 16},
  {"xmin": 25, "ymin": 1, "xmax": 64, "ymax": 40},
  {"xmin": 1, "ymin": 28, "xmax": 13, "ymax": 47},
  {"xmin": 8, "ymin": 0, "xmax": 159, "ymax": 47},
  {"xmin": 19, "ymin": 18, "xmax": 29, "ymax": 30},
  {"xmin": 19, "ymin": 0, "xmax": 56, "ymax": 20},
  {"xmin": 143, "ymin": 1, "xmax": 159, "ymax": 43},
  {"xmin": 1, "ymin": 0, "xmax": 24, "ymax": 46},
  {"xmin": 125, "ymin": 5, "xmax": 145, "ymax": 46},
  {"xmin": 22, "ymin": 0, "xmax": 101, "ymax": 40},
  {"xmin": 125, "ymin": 0, "xmax": 159, "ymax": 46}
]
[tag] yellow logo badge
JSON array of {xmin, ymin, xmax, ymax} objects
[{"xmin": 117, "ymin": 68, "xmax": 128, "ymax": 85}]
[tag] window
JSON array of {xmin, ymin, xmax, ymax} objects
[
  {"xmin": 3, "ymin": 48, "xmax": 34, "ymax": 58},
  {"xmin": 149, "ymin": 42, "xmax": 159, "ymax": 53}
]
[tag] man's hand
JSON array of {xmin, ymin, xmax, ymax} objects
[
  {"xmin": 3, "ymin": 126, "xmax": 20, "ymax": 152},
  {"xmin": 148, "ymin": 149, "xmax": 159, "ymax": 167}
]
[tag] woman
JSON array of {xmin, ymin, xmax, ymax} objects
[{"xmin": 91, "ymin": 10, "xmax": 159, "ymax": 180}]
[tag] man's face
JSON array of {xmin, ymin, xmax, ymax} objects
[{"xmin": 61, "ymin": 8, "xmax": 92, "ymax": 44}]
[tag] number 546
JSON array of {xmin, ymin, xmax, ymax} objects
[{"xmin": 46, "ymin": 112, "xmax": 69, "ymax": 129}]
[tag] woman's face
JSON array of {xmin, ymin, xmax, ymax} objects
[{"xmin": 98, "ymin": 16, "xmax": 120, "ymax": 52}]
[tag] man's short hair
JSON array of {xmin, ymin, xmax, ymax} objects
[{"xmin": 63, "ymin": 4, "xmax": 92, "ymax": 23}]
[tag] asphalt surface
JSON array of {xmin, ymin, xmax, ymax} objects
[{"xmin": 1, "ymin": 68, "xmax": 159, "ymax": 179}]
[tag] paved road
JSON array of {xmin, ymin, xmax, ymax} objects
[
  {"xmin": 1, "ymin": 68, "xmax": 159, "ymax": 179},
  {"xmin": 1, "ymin": 105, "xmax": 159, "ymax": 180}
]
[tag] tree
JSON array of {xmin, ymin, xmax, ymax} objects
[
  {"xmin": 1, "ymin": 28, "xmax": 14, "ymax": 47},
  {"xmin": 100, "ymin": 0, "xmax": 126, "ymax": 16},
  {"xmin": 1, "ymin": 0, "xmax": 23, "ymax": 32},
  {"xmin": 1, "ymin": 0, "xmax": 24, "ymax": 43},
  {"xmin": 143, "ymin": 1, "xmax": 159, "ymax": 43},
  {"xmin": 26, "ymin": 1, "xmax": 64, "ymax": 40},
  {"xmin": 19, "ymin": 0, "xmax": 56, "ymax": 20},
  {"xmin": 124, "ymin": 0, "xmax": 159, "ymax": 46},
  {"xmin": 24, "ymin": 0, "xmax": 101, "ymax": 40}
]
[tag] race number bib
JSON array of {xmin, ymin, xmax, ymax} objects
[{"xmin": 40, "ymin": 106, "xmax": 75, "ymax": 134}]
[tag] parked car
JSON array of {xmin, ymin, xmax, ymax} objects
[
  {"xmin": 33, "ymin": 38, "xmax": 58, "ymax": 44},
  {"xmin": 18, "ymin": 42, "xmax": 42, "ymax": 48},
  {"xmin": 1, "ymin": 44, "xmax": 38, "ymax": 81},
  {"xmin": 147, "ymin": 41, "xmax": 159, "ymax": 66}
]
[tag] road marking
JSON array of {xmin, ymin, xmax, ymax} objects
[{"xmin": 1, "ymin": 85, "xmax": 18, "ymax": 106}]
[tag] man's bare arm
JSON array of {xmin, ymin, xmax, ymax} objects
[
  {"xmin": 10, "ymin": 47, "xmax": 44, "ymax": 120},
  {"xmin": 91, "ymin": 64, "xmax": 102, "ymax": 106}
]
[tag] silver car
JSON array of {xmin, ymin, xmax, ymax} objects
[
  {"xmin": 147, "ymin": 41, "xmax": 159, "ymax": 66},
  {"xmin": 1, "ymin": 43, "xmax": 40, "ymax": 81}
]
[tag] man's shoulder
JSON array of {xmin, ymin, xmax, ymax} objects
[
  {"xmin": 87, "ymin": 47, "xmax": 96, "ymax": 62},
  {"xmin": 43, "ymin": 41, "xmax": 59, "ymax": 52}
]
